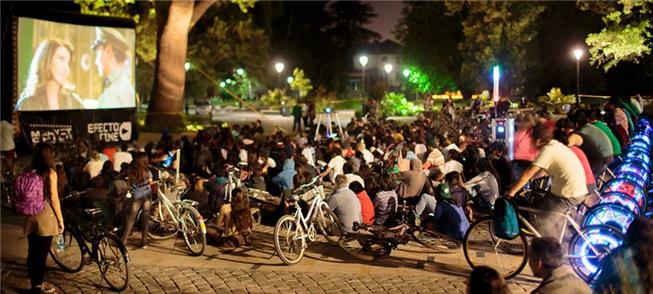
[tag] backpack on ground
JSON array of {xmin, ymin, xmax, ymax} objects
[
  {"xmin": 12, "ymin": 170, "xmax": 45, "ymax": 216},
  {"xmin": 492, "ymin": 198, "xmax": 519, "ymax": 240}
]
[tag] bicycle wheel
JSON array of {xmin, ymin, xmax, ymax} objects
[
  {"xmin": 49, "ymin": 228, "xmax": 84, "ymax": 273},
  {"xmin": 316, "ymin": 205, "xmax": 343, "ymax": 245},
  {"xmin": 94, "ymin": 233, "xmax": 129, "ymax": 292},
  {"xmin": 274, "ymin": 215, "xmax": 306, "ymax": 265},
  {"xmin": 463, "ymin": 216, "xmax": 529, "ymax": 280},
  {"xmin": 180, "ymin": 206, "xmax": 206, "ymax": 256},
  {"xmin": 338, "ymin": 234, "xmax": 375, "ymax": 261},
  {"xmin": 148, "ymin": 202, "xmax": 178, "ymax": 240},
  {"xmin": 568, "ymin": 225, "xmax": 624, "ymax": 284},
  {"xmin": 413, "ymin": 229, "xmax": 461, "ymax": 253}
]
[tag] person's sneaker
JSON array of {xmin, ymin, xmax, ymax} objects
[
  {"xmin": 140, "ymin": 240, "xmax": 149, "ymax": 249},
  {"xmin": 31, "ymin": 284, "xmax": 56, "ymax": 294}
]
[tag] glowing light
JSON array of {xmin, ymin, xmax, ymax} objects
[
  {"xmin": 287, "ymin": 76, "xmax": 294, "ymax": 84},
  {"xmin": 236, "ymin": 68, "xmax": 245, "ymax": 76},
  {"xmin": 402, "ymin": 69, "xmax": 410, "ymax": 78},
  {"xmin": 275, "ymin": 62, "xmax": 285, "ymax": 73},
  {"xmin": 384, "ymin": 63, "xmax": 393, "ymax": 74},
  {"xmin": 359, "ymin": 55, "xmax": 369, "ymax": 67},
  {"xmin": 573, "ymin": 49, "xmax": 583, "ymax": 61},
  {"xmin": 493, "ymin": 65, "xmax": 500, "ymax": 102},
  {"xmin": 184, "ymin": 62, "xmax": 191, "ymax": 71}
]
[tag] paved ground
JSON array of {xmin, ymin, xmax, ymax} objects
[{"xmin": 1, "ymin": 213, "xmax": 539, "ymax": 293}]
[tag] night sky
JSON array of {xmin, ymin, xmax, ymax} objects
[{"xmin": 365, "ymin": 1, "xmax": 404, "ymax": 41}]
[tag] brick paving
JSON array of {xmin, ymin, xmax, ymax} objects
[
  {"xmin": 2, "ymin": 261, "xmax": 536, "ymax": 293},
  {"xmin": 2, "ymin": 214, "xmax": 539, "ymax": 293}
]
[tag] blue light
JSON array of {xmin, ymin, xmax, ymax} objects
[
  {"xmin": 324, "ymin": 107, "xmax": 332, "ymax": 113},
  {"xmin": 583, "ymin": 204, "xmax": 635, "ymax": 234},
  {"xmin": 493, "ymin": 66, "xmax": 500, "ymax": 81},
  {"xmin": 497, "ymin": 126, "xmax": 505, "ymax": 133},
  {"xmin": 601, "ymin": 179, "xmax": 647, "ymax": 210},
  {"xmin": 599, "ymin": 192, "xmax": 641, "ymax": 216}
]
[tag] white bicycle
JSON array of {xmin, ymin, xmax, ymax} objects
[{"xmin": 273, "ymin": 176, "xmax": 343, "ymax": 265}]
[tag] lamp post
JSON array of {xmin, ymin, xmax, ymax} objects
[
  {"xmin": 275, "ymin": 62, "xmax": 285, "ymax": 88},
  {"xmin": 493, "ymin": 65, "xmax": 500, "ymax": 118},
  {"xmin": 573, "ymin": 48, "xmax": 583, "ymax": 105},
  {"xmin": 384, "ymin": 63, "xmax": 393, "ymax": 87},
  {"xmin": 358, "ymin": 55, "xmax": 368, "ymax": 96}
]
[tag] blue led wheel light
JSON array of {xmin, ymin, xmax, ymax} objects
[
  {"xmin": 568, "ymin": 225, "xmax": 625, "ymax": 284},
  {"xmin": 599, "ymin": 192, "xmax": 642, "ymax": 216},
  {"xmin": 582, "ymin": 203, "xmax": 636, "ymax": 234},
  {"xmin": 600, "ymin": 179, "xmax": 647, "ymax": 210}
]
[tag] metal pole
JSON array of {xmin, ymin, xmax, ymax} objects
[
  {"xmin": 277, "ymin": 73, "xmax": 281, "ymax": 89},
  {"xmin": 362, "ymin": 67, "xmax": 366, "ymax": 97},
  {"xmin": 576, "ymin": 59, "xmax": 580, "ymax": 105}
]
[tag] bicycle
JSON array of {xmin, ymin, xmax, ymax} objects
[
  {"xmin": 147, "ymin": 169, "xmax": 207, "ymax": 256},
  {"xmin": 463, "ymin": 193, "xmax": 625, "ymax": 283},
  {"xmin": 49, "ymin": 191, "xmax": 130, "ymax": 292},
  {"xmin": 273, "ymin": 176, "xmax": 343, "ymax": 265},
  {"xmin": 339, "ymin": 201, "xmax": 461, "ymax": 260}
]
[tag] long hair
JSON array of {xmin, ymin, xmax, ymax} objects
[
  {"xmin": 129, "ymin": 152, "xmax": 150, "ymax": 184},
  {"xmin": 18, "ymin": 39, "xmax": 74, "ymax": 102},
  {"xmin": 230, "ymin": 188, "xmax": 252, "ymax": 233},
  {"xmin": 32, "ymin": 142, "xmax": 55, "ymax": 196}
]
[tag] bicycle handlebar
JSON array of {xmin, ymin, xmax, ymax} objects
[
  {"xmin": 292, "ymin": 176, "xmax": 320, "ymax": 195},
  {"xmin": 63, "ymin": 190, "xmax": 88, "ymax": 201}
]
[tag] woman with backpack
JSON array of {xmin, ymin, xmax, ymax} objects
[
  {"xmin": 22, "ymin": 142, "xmax": 64, "ymax": 293},
  {"xmin": 121, "ymin": 152, "xmax": 153, "ymax": 248}
]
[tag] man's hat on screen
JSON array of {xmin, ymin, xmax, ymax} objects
[{"xmin": 91, "ymin": 27, "xmax": 130, "ymax": 54}]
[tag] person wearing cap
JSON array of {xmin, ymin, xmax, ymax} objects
[
  {"xmin": 431, "ymin": 183, "xmax": 470, "ymax": 240},
  {"xmin": 92, "ymin": 27, "xmax": 135, "ymax": 108}
]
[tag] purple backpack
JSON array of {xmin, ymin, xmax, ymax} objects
[{"xmin": 12, "ymin": 171, "xmax": 45, "ymax": 216}]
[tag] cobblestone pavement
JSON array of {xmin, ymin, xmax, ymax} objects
[{"xmin": 2, "ymin": 214, "xmax": 539, "ymax": 293}]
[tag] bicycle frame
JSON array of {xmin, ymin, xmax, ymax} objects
[
  {"xmin": 291, "ymin": 185, "xmax": 326, "ymax": 242},
  {"xmin": 154, "ymin": 187, "xmax": 197, "ymax": 233},
  {"xmin": 515, "ymin": 205, "xmax": 601, "ymax": 256}
]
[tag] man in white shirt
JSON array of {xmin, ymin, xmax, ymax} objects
[
  {"xmin": 112, "ymin": 143, "xmax": 133, "ymax": 172},
  {"xmin": 357, "ymin": 142, "xmax": 375, "ymax": 164},
  {"xmin": 321, "ymin": 147, "xmax": 347, "ymax": 182},
  {"xmin": 507, "ymin": 122, "xmax": 587, "ymax": 238},
  {"xmin": 343, "ymin": 163, "xmax": 365, "ymax": 188}
]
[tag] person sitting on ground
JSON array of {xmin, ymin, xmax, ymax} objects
[
  {"xmin": 112, "ymin": 143, "xmax": 133, "ymax": 172},
  {"xmin": 466, "ymin": 265, "xmax": 510, "ymax": 294},
  {"xmin": 210, "ymin": 187, "xmax": 254, "ymax": 247},
  {"xmin": 343, "ymin": 162, "xmax": 365, "ymax": 188},
  {"xmin": 185, "ymin": 177, "xmax": 211, "ymax": 219},
  {"xmin": 328, "ymin": 174, "xmax": 362, "ymax": 233},
  {"xmin": 595, "ymin": 217, "xmax": 653, "ymax": 293},
  {"xmin": 446, "ymin": 171, "xmax": 473, "ymax": 222},
  {"xmin": 84, "ymin": 150, "xmax": 106, "ymax": 179},
  {"xmin": 397, "ymin": 159, "xmax": 428, "ymax": 200},
  {"xmin": 528, "ymin": 237, "xmax": 590, "ymax": 294},
  {"xmin": 464, "ymin": 158, "xmax": 500, "ymax": 210},
  {"xmin": 271, "ymin": 158, "xmax": 297, "ymax": 195},
  {"xmin": 431, "ymin": 183, "xmax": 470, "ymax": 240},
  {"xmin": 348, "ymin": 181, "xmax": 374, "ymax": 225},
  {"xmin": 442, "ymin": 149, "xmax": 464, "ymax": 176}
]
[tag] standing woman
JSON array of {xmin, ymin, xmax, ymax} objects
[
  {"xmin": 121, "ymin": 152, "xmax": 153, "ymax": 248},
  {"xmin": 24, "ymin": 143, "xmax": 64, "ymax": 293}
]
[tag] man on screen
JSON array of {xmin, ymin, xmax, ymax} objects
[{"xmin": 92, "ymin": 27, "xmax": 135, "ymax": 109}]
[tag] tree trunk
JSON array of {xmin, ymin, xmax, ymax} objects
[{"xmin": 146, "ymin": 0, "xmax": 195, "ymax": 131}]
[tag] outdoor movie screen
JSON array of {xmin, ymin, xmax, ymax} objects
[{"xmin": 16, "ymin": 17, "xmax": 136, "ymax": 111}]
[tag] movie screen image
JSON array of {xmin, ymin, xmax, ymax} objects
[{"xmin": 16, "ymin": 17, "xmax": 136, "ymax": 111}]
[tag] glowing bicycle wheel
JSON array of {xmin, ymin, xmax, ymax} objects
[
  {"xmin": 613, "ymin": 171, "xmax": 648, "ymax": 190},
  {"xmin": 600, "ymin": 178, "xmax": 647, "ymax": 211},
  {"xmin": 598, "ymin": 191, "xmax": 641, "ymax": 216},
  {"xmin": 568, "ymin": 225, "xmax": 625, "ymax": 284},
  {"xmin": 582, "ymin": 203, "xmax": 636, "ymax": 234}
]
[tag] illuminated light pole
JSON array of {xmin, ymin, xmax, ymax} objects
[
  {"xmin": 359, "ymin": 55, "xmax": 368, "ymax": 95},
  {"xmin": 573, "ymin": 48, "xmax": 583, "ymax": 105},
  {"xmin": 402, "ymin": 69, "xmax": 410, "ymax": 78},
  {"xmin": 184, "ymin": 62, "xmax": 191, "ymax": 71},
  {"xmin": 236, "ymin": 67, "xmax": 245, "ymax": 76},
  {"xmin": 493, "ymin": 65, "xmax": 500, "ymax": 118},
  {"xmin": 384, "ymin": 63, "xmax": 393, "ymax": 86},
  {"xmin": 275, "ymin": 62, "xmax": 285, "ymax": 88}
]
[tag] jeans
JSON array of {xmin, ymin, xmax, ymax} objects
[
  {"xmin": 532, "ymin": 193, "xmax": 584, "ymax": 240},
  {"xmin": 27, "ymin": 234, "xmax": 53, "ymax": 288},
  {"xmin": 414, "ymin": 193, "xmax": 437, "ymax": 220},
  {"xmin": 121, "ymin": 196, "xmax": 152, "ymax": 244},
  {"xmin": 293, "ymin": 117, "xmax": 302, "ymax": 132}
]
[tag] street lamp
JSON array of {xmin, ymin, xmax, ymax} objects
[
  {"xmin": 493, "ymin": 65, "xmax": 500, "ymax": 118},
  {"xmin": 359, "ymin": 55, "xmax": 368, "ymax": 95},
  {"xmin": 184, "ymin": 62, "xmax": 191, "ymax": 71},
  {"xmin": 384, "ymin": 63, "xmax": 393, "ymax": 86},
  {"xmin": 236, "ymin": 68, "xmax": 245, "ymax": 76},
  {"xmin": 275, "ymin": 62, "xmax": 285, "ymax": 88},
  {"xmin": 402, "ymin": 69, "xmax": 410, "ymax": 78},
  {"xmin": 573, "ymin": 48, "xmax": 583, "ymax": 105},
  {"xmin": 287, "ymin": 76, "xmax": 294, "ymax": 84}
]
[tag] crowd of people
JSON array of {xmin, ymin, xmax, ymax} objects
[{"xmin": 14, "ymin": 94, "xmax": 652, "ymax": 293}]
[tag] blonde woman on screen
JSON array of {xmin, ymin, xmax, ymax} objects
[{"xmin": 17, "ymin": 39, "xmax": 84, "ymax": 111}]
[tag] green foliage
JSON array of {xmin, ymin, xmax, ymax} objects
[
  {"xmin": 445, "ymin": 2, "xmax": 546, "ymax": 97},
  {"xmin": 537, "ymin": 88, "xmax": 576, "ymax": 105},
  {"xmin": 381, "ymin": 92, "xmax": 423, "ymax": 117},
  {"xmin": 395, "ymin": 2, "xmax": 462, "ymax": 94},
  {"xmin": 260, "ymin": 88, "xmax": 294, "ymax": 108},
  {"xmin": 584, "ymin": 0, "xmax": 652, "ymax": 71},
  {"xmin": 232, "ymin": 0, "xmax": 257, "ymax": 13},
  {"xmin": 289, "ymin": 68, "xmax": 313, "ymax": 98}
]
